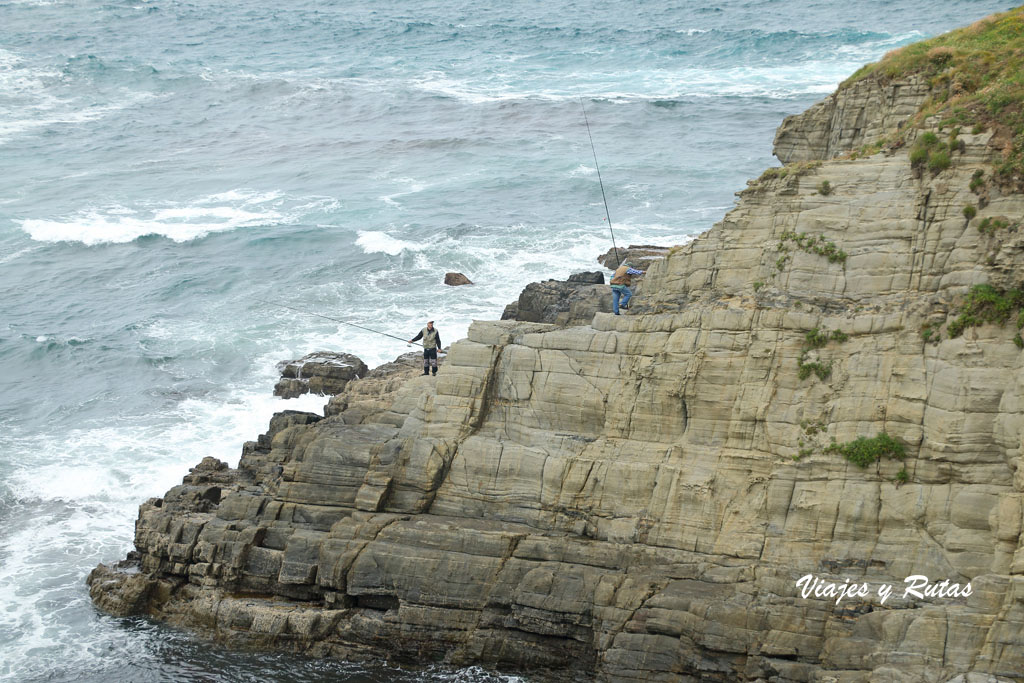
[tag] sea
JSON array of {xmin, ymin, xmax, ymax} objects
[{"xmin": 0, "ymin": 0, "xmax": 1014, "ymax": 680}]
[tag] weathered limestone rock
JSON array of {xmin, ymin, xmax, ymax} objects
[
  {"xmin": 274, "ymin": 352, "xmax": 368, "ymax": 399},
  {"xmin": 90, "ymin": 66, "xmax": 1024, "ymax": 682},
  {"xmin": 324, "ymin": 350, "xmax": 431, "ymax": 423},
  {"xmin": 773, "ymin": 74, "xmax": 931, "ymax": 163},
  {"xmin": 444, "ymin": 272, "xmax": 473, "ymax": 286},
  {"xmin": 597, "ymin": 244, "xmax": 670, "ymax": 270},
  {"xmin": 501, "ymin": 278, "xmax": 611, "ymax": 326},
  {"xmin": 568, "ymin": 270, "xmax": 605, "ymax": 284}
]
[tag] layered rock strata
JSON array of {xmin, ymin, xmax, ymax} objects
[
  {"xmin": 598, "ymin": 244, "xmax": 670, "ymax": 270},
  {"xmin": 90, "ymin": 74, "xmax": 1024, "ymax": 682},
  {"xmin": 773, "ymin": 74, "xmax": 931, "ymax": 163},
  {"xmin": 274, "ymin": 352, "xmax": 368, "ymax": 399}
]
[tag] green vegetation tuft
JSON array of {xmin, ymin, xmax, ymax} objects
[
  {"xmin": 896, "ymin": 468, "xmax": 910, "ymax": 484},
  {"xmin": 756, "ymin": 160, "xmax": 823, "ymax": 185},
  {"xmin": 753, "ymin": 280, "xmax": 764, "ymax": 292},
  {"xmin": 801, "ymin": 419, "xmax": 826, "ymax": 436},
  {"xmin": 825, "ymin": 432, "xmax": 907, "ymax": 469},
  {"xmin": 928, "ymin": 148, "xmax": 952, "ymax": 173},
  {"xmin": 805, "ymin": 327, "xmax": 831, "ymax": 349},
  {"xmin": 839, "ymin": 7, "xmax": 1024, "ymax": 183},
  {"xmin": 910, "ymin": 131, "xmax": 956, "ymax": 174},
  {"xmin": 977, "ymin": 216, "xmax": 1014, "ymax": 235},
  {"xmin": 798, "ymin": 360, "xmax": 832, "ymax": 381},
  {"xmin": 909, "ymin": 145, "xmax": 930, "ymax": 166},
  {"xmin": 970, "ymin": 168, "xmax": 986, "ymax": 191},
  {"xmin": 779, "ymin": 232, "xmax": 847, "ymax": 264},
  {"xmin": 818, "ymin": 180, "xmax": 833, "ymax": 195},
  {"xmin": 797, "ymin": 327, "xmax": 847, "ymax": 382},
  {"xmin": 963, "ymin": 204, "xmax": 978, "ymax": 219},
  {"xmin": 947, "ymin": 283, "xmax": 1024, "ymax": 338}
]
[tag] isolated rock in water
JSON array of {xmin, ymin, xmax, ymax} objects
[
  {"xmin": 273, "ymin": 351, "xmax": 368, "ymax": 398},
  {"xmin": 501, "ymin": 277, "xmax": 611, "ymax": 326},
  {"xmin": 567, "ymin": 270, "xmax": 605, "ymax": 284},
  {"xmin": 597, "ymin": 244, "xmax": 670, "ymax": 269},
  {"xmin": 444, "ymin": 272, "xmax": 473, "ymax": 286}
]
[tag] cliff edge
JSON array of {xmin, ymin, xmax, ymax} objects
[{"xmin": 89, "ymin": 10, "xmax": 1024, "ymax": 682}]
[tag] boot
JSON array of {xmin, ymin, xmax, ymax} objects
[
  {"xmin": 432, "ymin": 367, "xmax": 438, "ymax": 376},
  {"xmin": 423, "ymin": 368, "xmax": 429, "ymax": 375}
]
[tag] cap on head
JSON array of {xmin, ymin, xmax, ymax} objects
[{"xmin": 427, "ymin": 320, "xmax": 434, "ymax": 324}]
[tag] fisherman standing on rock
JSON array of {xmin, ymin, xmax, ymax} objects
[
  {"xmin": 610, "ymin": 262, "xmax": 645, "ymax": 315},
  {"xmin": 409, "ymin": 320, "xmax": 442, "ymax": 375}
]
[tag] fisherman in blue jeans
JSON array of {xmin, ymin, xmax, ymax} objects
[{"xmin": 610, "ymin": 262, "xmax": 645, "ymax": 315}]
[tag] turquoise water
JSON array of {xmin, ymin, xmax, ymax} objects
[{"xmin": 0, "ymin": 1, "xmax": 1014, "ymax": 680}]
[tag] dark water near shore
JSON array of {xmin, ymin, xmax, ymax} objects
[{"xmin": 0, "ymin": 0, "xmax": 1014, "ymax": 679}]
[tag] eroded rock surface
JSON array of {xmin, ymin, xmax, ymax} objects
[
  {"xmin": 91, "ymin": 74, "xmax": 1024, "ymax": 682},
  {"xmin": 501, "ymin": 275, "xmax": 612, "ymax": 326},
  {"xmin": 597, "ymin": 244, "xmax": 670, "ymax": 270},
  {"xmin": 274, "ymin": 352, "xmax": 368, "ymax": 399},
  {"xmin": 773, "ymin": 74, "xmax": 931, "ymax": 164}
]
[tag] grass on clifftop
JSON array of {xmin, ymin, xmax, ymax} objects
[{"xmin": 841, "ymin": 6, "xmax": 1024, "ymax": 181}]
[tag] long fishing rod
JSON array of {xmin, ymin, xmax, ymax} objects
[
  {"xmin": 577, "ymin": 93, "xmax": 621, "ymax": 268},
  {"xmin": 257, "ymin": 299, "xmax": 423, "ymax": 346}
]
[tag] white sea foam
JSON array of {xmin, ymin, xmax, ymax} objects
[
  {"xmin": 0, "ymin": 48, "xmax": 156, "ymax": 145},
  {"xmin": 569, "ymin": 164, "xmax": 597, "ymax": 177},
  {"xmin": 0, "ymin": 373, "xmax": 325, "ymax": 678},
  {"xmin": 21, "ymin": 207, "xmax": 274, "ymax": 245},
  {"xmin": 356, "ymin": 230, "xmax": 427, "ymax": 255},
  {"xmin": 16, "ymin": 190, "xmax": 307, "ymax": 245},
  {"xmin": 378, "ymin": 177, "xmax": 429, "ymax": 207},
  {"xmin": 411, "ymin": 61, "xmax": 861, "ymax": 103}
]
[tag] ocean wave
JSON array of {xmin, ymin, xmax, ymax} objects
[
  {"xmin": 16, "ymin": 190, "xmax": 337, "ymax": 245},
  {"xmin": 21, "ymin": 207, "xmax": 277, "ymax": 245},
  {"xmin": 0, "ymin": 48, "xmax": 157, "ymax": 145},
  {"xmin": 355, "ymin": 230, "xmax": 428, "ymax": 255},
  {"xmin": 408, "ymin": 60, "xmax": 864, "ymax": 103},
  {"xmin": 0, "ymin": 246, "xmax": 39, "ymax": 265}
]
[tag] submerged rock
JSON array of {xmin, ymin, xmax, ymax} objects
[{"xmin": 273, "ymin": 351, "xmax": 368, "ymax": 399}]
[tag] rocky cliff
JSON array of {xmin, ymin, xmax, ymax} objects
[{"xmin": 90, "ymin": 24, "xmax": 1024, "ymax": 683}]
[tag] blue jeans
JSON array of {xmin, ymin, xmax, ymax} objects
[{"xmin": 611, "ymin": 285, "xmax": 632, "ymax": 314}]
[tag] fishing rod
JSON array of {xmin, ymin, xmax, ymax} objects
[
  {"xmin": 577, "ymin": 92, "xmax": 621, "ymax": 268},
  {"xmin": 256, "ymin": 299, "xmax": 423, "ymax": 346}
]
